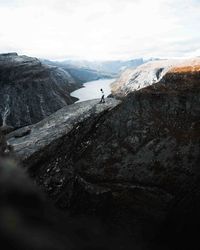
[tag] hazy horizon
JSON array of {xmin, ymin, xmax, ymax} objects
[{"xmin": 0, "ymin": 0, "xmax": 200, "ymax": 61}]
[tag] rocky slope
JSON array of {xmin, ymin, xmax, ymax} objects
[
  {"xmin": 8, "ymin": 63, "xmax": 199, "ymax": 205},
  {"xmin": 7, "ymin": 98, "xmax": 120, "ymax": 162},
  {"xmin": 6, "ymin": 61, "xmax": 200, "ymax": 249},
  {"xmin": 1, "ymin": 129, "xmax": 132, "ymax": 250},
  {"xmin": 111, "ymin": 58, "xmax": 200, "ymax": 97}
]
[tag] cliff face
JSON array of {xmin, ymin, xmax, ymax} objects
[
  {"xmin": 6, "ymin": 63, "xmax": 200, "ymax": 249},
  {"xmin": 0, "ymin": 53, "xmax": 83, "ymax": 130},
  {"xmin": 7, "ymin": 98, "xmax": 121, "ymax": 161},
  {"xmin": 8, "ymin": 65, "xmax": 200, "ymax": 213}
]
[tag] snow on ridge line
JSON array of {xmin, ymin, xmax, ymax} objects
[{"xmin": 111, "ymin": 58, "xmax": 200, "ymax": 96}]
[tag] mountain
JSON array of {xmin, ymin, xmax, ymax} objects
[
  {"xmin": 53, "ymin": 58, "xmax": 145, "ymax": 75},
  {"xmin": 7, "ymin": 59, "xmax": 200, "ymax": 249},
  {"xmin": 0, "ymin": 53, "xmax": 110, "ymax": 131},
  {"xmin": 0, "ymin": 53, "xmax": 82, "ymax": 130},
  {"xmin": 1, "ymin": 128, "xmax": 126, "ymax": 250},
  {"xmin": 111, "ymin": 58, "xmax": 200, "ymax": 97},
  {"xmin": 42, "ymin": 59, "xmax": 115, "ymax": 81}
]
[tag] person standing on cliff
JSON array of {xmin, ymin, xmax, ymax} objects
[{"xmin": 99, "ymin": 88, "xmax": 105, "ymax": 103}]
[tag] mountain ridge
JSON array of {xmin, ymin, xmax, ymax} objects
[
  {"xmin": 0, "ymin": 53, "xmax": 110, "ymax": 130},
  {"xmin": 111, "ymin": 58, "xmax": 200, "ymax": 97}
]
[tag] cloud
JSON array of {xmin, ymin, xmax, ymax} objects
[{"xmin": 0, "ymin": 0, "xmax": 199, "ymax": 60}]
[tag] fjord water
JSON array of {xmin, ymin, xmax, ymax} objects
[{"xmin": 70, "ymin": 78, "xmax": 115, "ymax": 103}]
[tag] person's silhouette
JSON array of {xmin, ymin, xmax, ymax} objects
[{"xmin": 100, "ymin": 88, "xmax": 105, "ymax": 103}]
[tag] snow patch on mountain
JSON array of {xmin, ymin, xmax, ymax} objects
[{"xmin": 111, "ymin": 58, "xmax": 200, "ymax": 96}]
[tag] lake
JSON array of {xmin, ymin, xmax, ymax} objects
[{"xmin": 70, "ymin": 78, "xmax": 116, "ymax": 103}]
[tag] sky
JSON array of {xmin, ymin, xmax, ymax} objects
[{"xmin": 0, "ymin": 0, "xmax": 199, "ymax": 61}]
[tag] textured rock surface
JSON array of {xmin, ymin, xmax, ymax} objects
[
  {"xmin": 8, "ymin": 66, "xmax": 200, "ymax": 220},
  {"xmin": 6, "ymin": 64, "xmax": 200, "ymax": 250},
  {"xmin": 0, "ymin": 157, "xmax": 155, "ymax": 250},
  {"xmin": 0, "ymin": 53, "xmax": 84, "ymax": 129},
  {"xmin": 8, "ymin": 98, "xmax": 121, "ymax": 163},
  {"xmin": 1, "ymin": 125, "xmax": 155, "ymax": 250}
]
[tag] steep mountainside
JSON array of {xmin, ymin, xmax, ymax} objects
[
  {"xmin": 9, "ymin": 63, "xmax": 199, "ymax": 208},
  {"xmin": 7, "ymin": 98, "xmax": 120, "ymax": 161},
  {"xmin": 111, "ymin": 58, "xmax": 200, "ymax": 97},
  {"xmin": 6, "ymin": 60, "xmax": 200, "ymax": 250},
  {"xmin": 0, "ymin": 53, "xmax": 83, "ymax": 130}
]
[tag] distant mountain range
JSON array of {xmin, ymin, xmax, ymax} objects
[
  {"xmin": 42, "ymin": 59, "xmax": 114, "ymax": 81},
  {"xmin": 43, "ymin": 58, "xmax": 146, "ymax": 76}
]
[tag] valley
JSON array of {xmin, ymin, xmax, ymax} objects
[{"xmin": 70, "ymin": 78, "xmax": 116, "ymax": 103}]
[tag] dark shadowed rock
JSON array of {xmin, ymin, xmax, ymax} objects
[
  {"xmin": 0, "ymin": 128, "xmax": 12, "ymax": 157},
  {"xmin": 6, "ymin": 64, "xmax": 200, "ymax": 250},
  {"xmin": 0, "ymin": 156, "xmax": 156, "ymax": 250},
  {"xmin": 1, "ymin": 107, "xmax": 152, "ymax": 250},
  {"xmin": 8, "ymin": 64, "xmax": 199, "ymax": 217}
]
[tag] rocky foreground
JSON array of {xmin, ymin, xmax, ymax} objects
[
  {"xmin": 1, "ymin": 58, "xmax": 199, "ymax": 250},
  {"xmin": 7, "ymin": 98, "xmax": 121, "ymax": 163},
  {"xmin": 5, "ymin": 58, "xmax": 200, "ymax": 249}
]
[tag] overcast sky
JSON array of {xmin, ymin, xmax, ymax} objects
[{"xmin": 0, "ymin": 0, "xmax": 199, "ymax": 60}]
